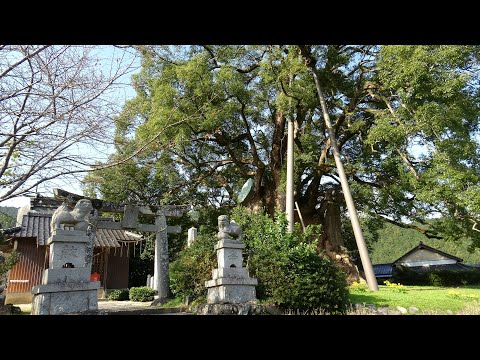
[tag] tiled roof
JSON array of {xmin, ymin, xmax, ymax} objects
[
  {"xmin": 393, "ymin": 242, "xmax": 463, "ymax": 264},
  {"xmin": 373, "ymin": 263, "xmax": 393, "ymax": 277},
  {"xmin": 8, "ymin": 213, "xmax": 142, "ymax": 248}
]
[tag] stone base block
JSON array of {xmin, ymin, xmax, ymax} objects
[
  {"xmin": 47, "ymin": 229, "xmax": 90, "ymax": 245},
  {"xmin": 32, "ymin": 281, "xmax": 99, "ymax": 295},
  {"xmin": 205, "ymin": 276, "xmax": 258, "ymax": 287},
  {"xmin": 206, "ymin": 284, "xmax": 257, "ymax": 304},
  {"xmin": 214, "ymin": 239, "xmax": 244, "ymax": 251},
  {"xmin": 217, "ymin": 247, "xmax": 243, "ymax": 268},
  {"xmin": 32, "ymin": 282, "xmax": 99, "ymax": 315},
  {"xmin": 212, "ymin": 267, "xmax": 249, "ymax": 279},
  {"xmin": 49, "ymin": 242, "xmax": 88, "ymax": 269},
  {"xmin": 42, "ymin": 268, "xmax": 91, "ymax": 284}
]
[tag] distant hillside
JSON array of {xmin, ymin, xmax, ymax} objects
[
  {"xmin": 370, "ymin": 222, "xmax": 480, "ymax": 265},
  {"xmin": 0, "ymin": 206, "xmax": 19, "ymax": 229}
]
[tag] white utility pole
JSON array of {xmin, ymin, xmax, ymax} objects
[
  {"xmin": 286, "ymin": 117, "xmax": 295, "ymax": 233},
  {"xmin": 301, "ymin": 47, "xmax": 378, "ymax": 291}
]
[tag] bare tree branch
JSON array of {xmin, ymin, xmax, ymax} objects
[
  {"xmin": 0, "ymin": 45, "xmax": 50, "ymax": 79},
  {"xmin": 0, "ymin": 45, "xmax": 139, "ymax": 202}
]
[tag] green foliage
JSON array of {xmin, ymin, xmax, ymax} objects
[
  {"xmin": 232, "ymin": 207, "xmax": 350, "ymax": 314},
  {"xmin": 370, "ymin": 221, "xmax": 480, "ymax": 265},
  {"xmin": 128, "ymin": 254, "xmax": 154, "ymax": 288},
  {"xmin": 351, "ymin": 281, "xmax": 369, "ymax": 293},
  {"xmin": 392, "ymin": 266, "xmax": 480, "ymax": 287},
  {"xmin": 169, "ymin": 231, "xmax": 217, "ymax": 301},
  {"xmin": 107, "ymin": 289, "xmax": 130, "ymax": 301},
  {"xmin": 0, "ymin": 207, "xmax": 19, "ymax": 229},
  {"xmin": 0, "ymin": 250, "xmax": 19, "ymax": 277},
  {"xmin": 383, "ymin": 280, "xmax": 407, "ymax": 293},
  {"xmin": 169, "ymin": 206, "xmax": 349, "ymax": 313},
  {"xmin": 139, "ymin": 236, "xmax": 155, "ymax": 261},
  {"xmin": 129, "ymin": 286, "xmax": 157, "ymax": 302},
  {"xmin": 157, "ymin": 297, "xmax": 185, "ymax": 308},
  {"xmin": 427, "ymin": 269, "xmax": 480, "ymax": 287},
  {"xmin": 447, "ymin": 290, "xmax": 479, "ymax": 302},
  {"xmin": 84, "ymin": 45, "xmax": 480, "ymax": 255}
]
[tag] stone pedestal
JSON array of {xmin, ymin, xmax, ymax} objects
[
  {"xmin": 31, "ymin": 229, "xmax": 99, "ymax": 315},
  {"xmin": 187, "ymin": 227, "xmax": 197, "ymax": 247},
  {"xmin": 205, "ymin": 239, "xmax": 257, "ymax": 304}
]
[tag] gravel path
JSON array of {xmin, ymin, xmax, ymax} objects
[{"xmin": 14, "ymin": 300, "xmax": 189, "ymax": 315}]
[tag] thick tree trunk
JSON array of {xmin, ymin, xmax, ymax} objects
[
  {"xmin": 244, "ymin": 111, "xmax": 287, "ymax": 216},
  {"xmin": 240, "ymin": 111, "xmax": 361, "ymax": 282},
  {"xmin": 316, "ymin": 189, "xmax": 362, "ymax": 283}
]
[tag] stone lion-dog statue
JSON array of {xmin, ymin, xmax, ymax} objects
[
  {"xmin": 217, "ymin": 215, "xmax": 242, "ymax": 241},
  {"xmin": 50, "ymin": 199, "xmax": 94, "ymax": 233}
]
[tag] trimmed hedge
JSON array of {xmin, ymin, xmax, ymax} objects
[
  {"xmin": 233, "ymin": 208, "xmax": 350, "ymax": 314},
  {"xmin": 170, "ymin": 208, "xmax": 350, "ymax": 313},
  {"xmin": 170, "ymin": 232, "xmax": 217, "ymax": 302},
  {"xmin": 392, "ymin": 266, "xmax": 480, "ymax": 286},
  {"xmin": 107, "ymin": 289, "xmax": 130, "ymax": 301},
  {"xmin": 129, "ymin": 287, "xmax": 157, "ymax": 302}
]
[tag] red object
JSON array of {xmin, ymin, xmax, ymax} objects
[{"xmin": 90, "ymin": 272, "xmax": 101, "ymax": 282}]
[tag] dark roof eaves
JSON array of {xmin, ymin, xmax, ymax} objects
[{"xmin": 393, "ymin": 242, "xmax": 463, "ymax": 264}]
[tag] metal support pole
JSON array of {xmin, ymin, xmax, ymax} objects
[
  {"xmin": 286, "ymin": 118, "xmax": 295, "ymax": 233},
  {"xmin": 310, "ymin": 65, "xmax": 378, "ymax": 291}
]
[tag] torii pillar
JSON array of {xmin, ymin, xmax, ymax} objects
[
  {"xmin": 154, "ymin": 213, "xmax": 168, "ymax": 302},
  {"xmin": 147, "ymin": 205, "xmax": 190, "ymax": 303}
]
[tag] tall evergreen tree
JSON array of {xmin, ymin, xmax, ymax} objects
[{"xmin": 84, "ymin": 45, "xmax": 480, "ymax": 266}]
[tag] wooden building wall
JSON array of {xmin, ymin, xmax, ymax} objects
[
  {"xmin": 106, "ymin": 249, "xmax": 129, "ymax": 289},
  {"xmin": 6, "ymin": 240, "xmax": 129, "ymax": 303},
  {"xmin": 92, "ymin": 247, "xmax": 130, "ymax": 290},
  {"xmin": 5, "ymin": 238, "xmax": 46, "ymax": 303}
]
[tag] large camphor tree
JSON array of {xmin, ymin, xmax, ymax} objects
[{"xmin": 84, "ymin": 45, "xmax": 480, "ymax": 278}]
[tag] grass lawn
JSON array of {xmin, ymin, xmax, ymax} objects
[
  {"xmin": 157, "ymin": 297, "xmax": 185, "ymax": 308},
  {"xmin": 349, "ymin": 284, "xmax": 480, "ymax": 312}
]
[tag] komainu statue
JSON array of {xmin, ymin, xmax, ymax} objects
[
  {"xmin": 50, "ymin": 199, "xmax": 94, "ymax": 233},
  {"xmin": 217, "ymin": 215, "xmax": 242, "ymax": 241}
]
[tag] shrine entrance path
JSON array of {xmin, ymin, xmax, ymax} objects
[
  {"xmin": 98, "ymin": 300, "xmax": 189, "ymax": 315},
  {"xmin": 17, "ymin": 300, "xmax": 190, "ymax": 315}
]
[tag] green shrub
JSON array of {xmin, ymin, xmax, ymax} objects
[
  {"xmin": 107, "ymin": 289, "xmax": 130, "ymax": 301},
  {"xmin": 0, "ymin": 250, "xmax": 19, "ymax": 278},
  {"xmin": 169, "ymin": 207, "xmax": 350, "ymax": 313},
  {"xmin": 427, "ymin": 269, "xmax": 480, "ymax": 286},
  {"xmin": 392, "ymin": 266, "xmax": 480, "ymax": 286},
  {"xmin": 169, "ymin": 232, "xmax": 217, "ymax": 301},
  {"xmin": 129, "ymin": 286, "xmax": 157, "ymax": 302},
  {"xmin": 383, "ymin": 280, "xmax": 407, "ymax": 293},
  {"xmin": 392, "ymin": 266, "xmax": 429, "ymax": 285},
  {"xmin": 350, "ymin": 281, "xmax": 369, "ymax": 293},
  {"xmin": 232, "ymin": 207, "xmax": 350, "ymax": 314}
]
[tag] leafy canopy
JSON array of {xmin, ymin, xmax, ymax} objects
[{"xmin": 84, "ymin": 45, "xmax": 480, "ymax": 249}]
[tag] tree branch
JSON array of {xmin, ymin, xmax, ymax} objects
[
  {"xmin": 373, "ymin": 212, "xmax": 443, "ymax": 239},
  {"xmin": 0, "ymin": 45, "xmax": 50, "ymax": 79}
]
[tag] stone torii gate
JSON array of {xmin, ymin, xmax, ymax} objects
[{"xmin": 53, "ymin": 188, "xmax": 190, "ymax": 303}]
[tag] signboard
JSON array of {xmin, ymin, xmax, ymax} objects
[{"xmin": 237, "ymin": 178, "xmax": 255, "ymax": 204}]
